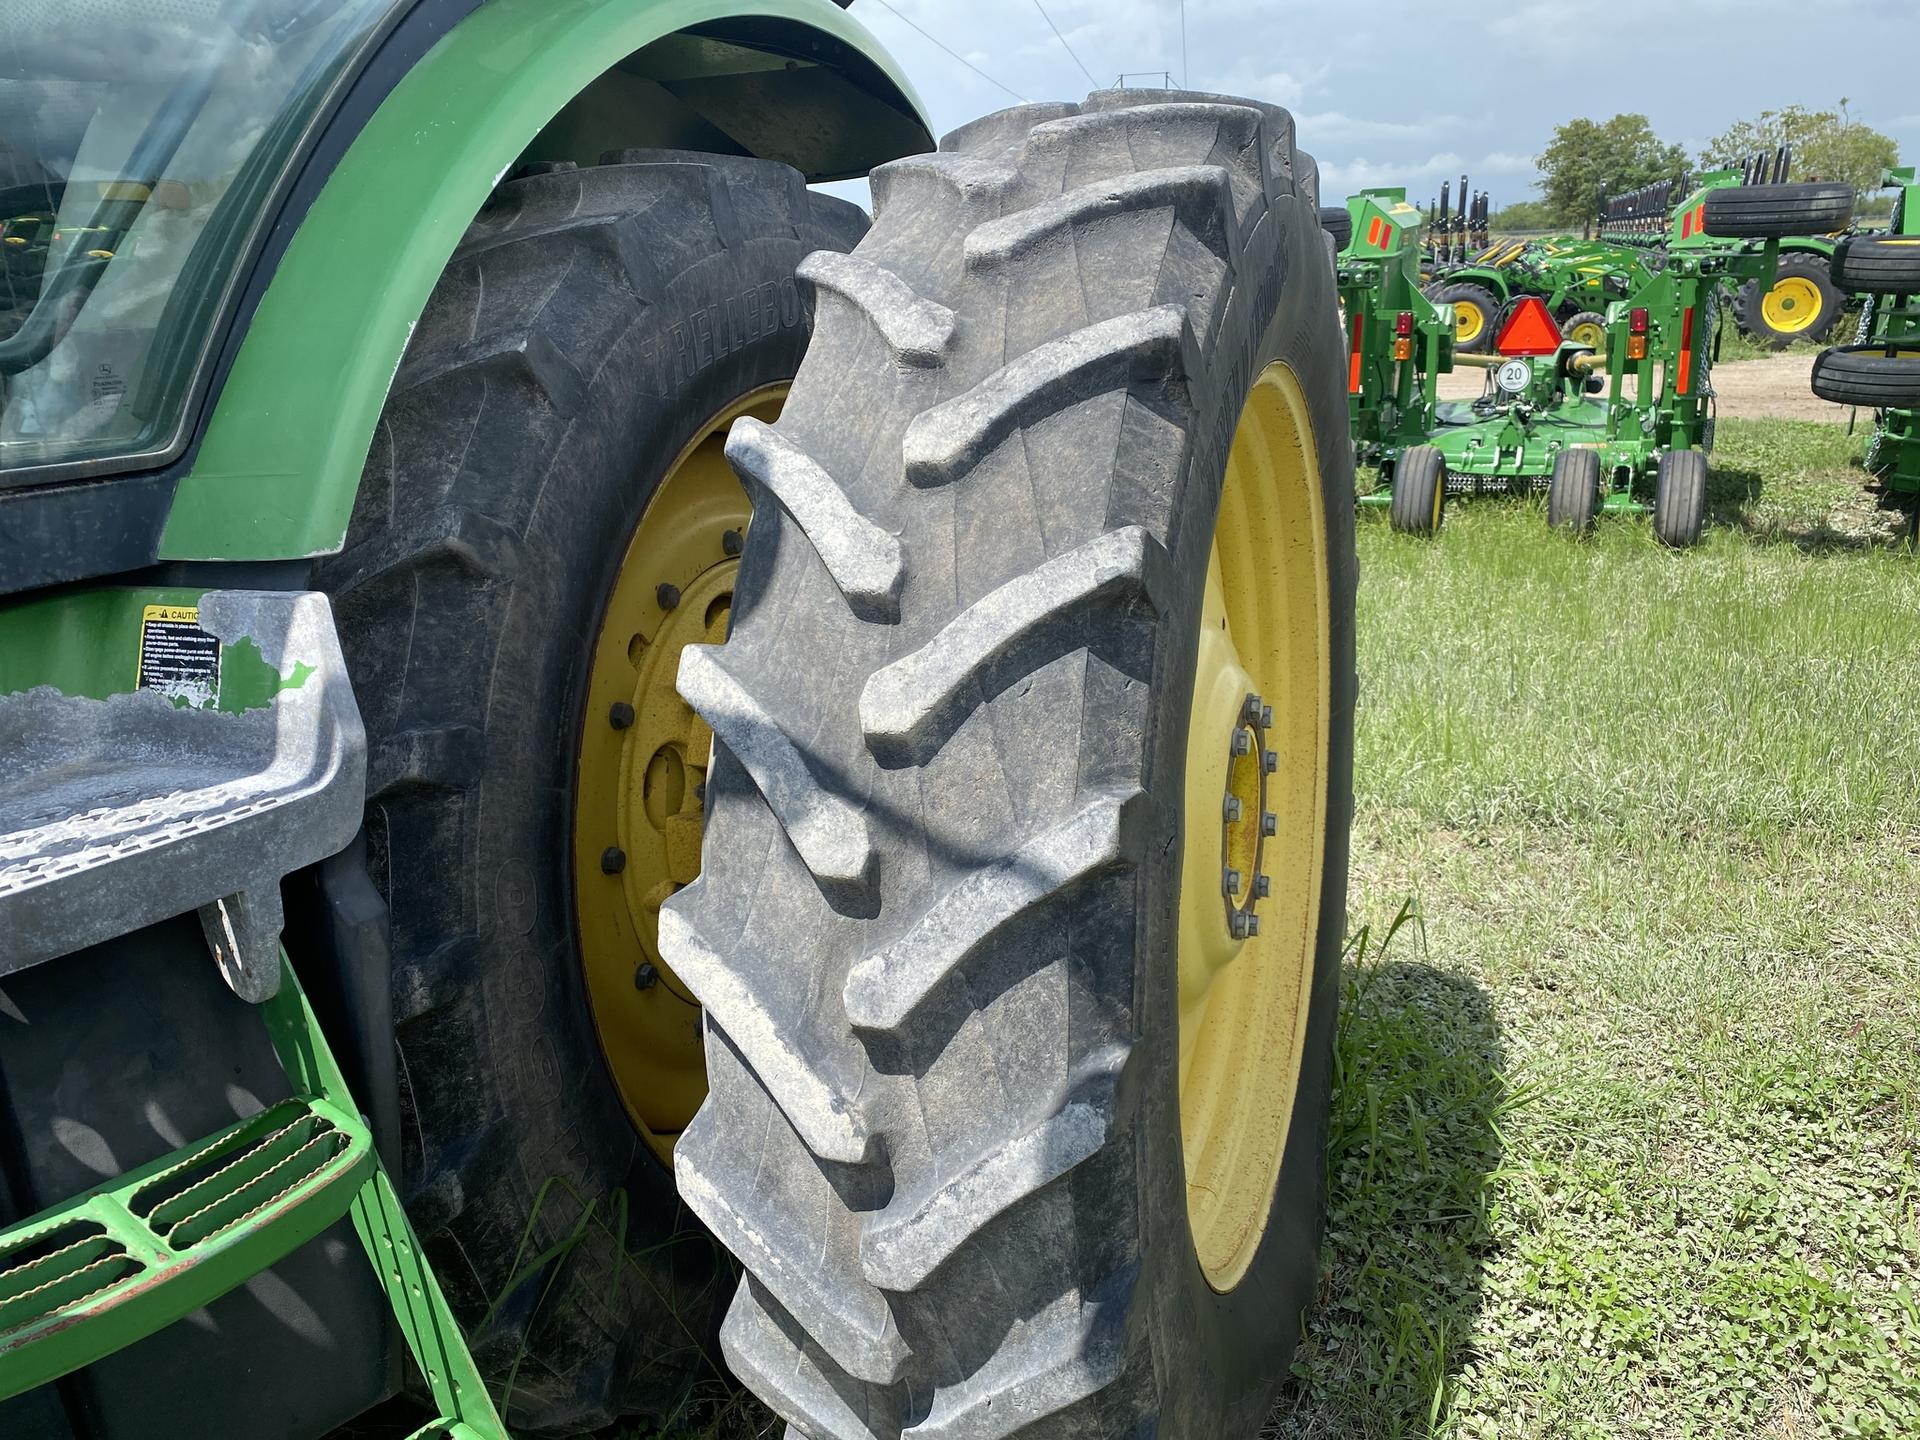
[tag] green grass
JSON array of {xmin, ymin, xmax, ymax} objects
[{"xmin": 1268, "ymin": 420, "xmax": 1920, "ymax": 1439}]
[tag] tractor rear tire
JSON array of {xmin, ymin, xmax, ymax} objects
[
  {"xmin": 1319, "ymin": 204, "xmax": 1352, "ymax": 251},
  {"xmin": 1831, "ymin": 233, "xmax": 1920, "ymax": 295},
  {"xmin": 1563, "ymin": 311, "xmax": 1608, "ymax": 353},
  {"xmin": 315, "ymin": 153, "xmax": 868, "ymax": 1433},
  {"xmin": 666, "ymin": 91, "xmax": 1356, "ymax": 1439},
  {"xmin": 1391, "ymin": 444, "xmax": 1447, "ymax": 534},
  {"xmin": 1733, "ymin": 252, "xmax": 1844, "ymax": 348},
  {"xmin": 1547, "ymin": 448, "xmax": 1601, "ymax": 534},
  {"xmin": 1652, "ymin": 449, "xmax": 1708, "ymax": 547},
  {"xmin": 1432, "ymin": 281, "xmax": 1499, "ymax": 353},
  {"xmin": 1811, "ymin": 345, "xmax": 1920, "ymax": 409},
  {"xmin": 1701, "ymin": 182, "xmax": 1855, "ymax": 240}
]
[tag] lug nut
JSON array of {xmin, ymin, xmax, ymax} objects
[
  {"xmin": 1242, "ymin": 693, "xmax": 1264, "ymax": 725},
  {"xmin": 1260, "ymin": 704, "xmax": 1274, "ymax": 729},
  {"xmin": 1263, "ymin": 749, "xmax": 1278, "ymax": 774},
  {"xmin": 1246, "ymin": 914, "xmax": 1261, "ymax": 937},
  {"xmin": 1230, "ymin": 911, "xmax": 1250, "ymax": 939},
  {"xmin": 657, "ymin": 582, "xmax": 681, "ymax": 610},
  {"xmin": 1255, "ymin": 874, "xmax": 1271, "ymax": 899},
  {"xmin": 600, "ymin": 846, "xmax": 627, "ymax": 874},
  {"xmin": 722, "ymin": 529, "xmax": 743, "ymax": 556},
  {"xmin": 634, "ymin": 962, "xmax": 658, "ymax": 990},
  {"xmin": 1224, "ymin": 795, "xmax": 1242, "ymax": 822},
  {"xmin": 1262, "ymin": 811, "xmax": 1277, "ymax": 837},
  {"xmin": 1224, "ymin": 868, "xmax": 1242, "ymax": 895},
  {"xmin": 1232, "ymin": 730, "xmax": 1252, "ymax": 756},
  {"xmin": 609, "ymin": 701, "xmax": 634, "ymax": 730}
]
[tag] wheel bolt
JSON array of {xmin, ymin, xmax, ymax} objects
[
  {"xmin": 1232, "ymin": 730, "xmax": 1252, "ymax": 756},
  {"xmin": 1262, "ymin": 811, "xmax": 1277, "ymax": 837},
  {"xmin": 1224, "ymin": 795, "xmax": 1242, "ymax": 822},
  {"xmin": 1230, "ymin": 911, "xmax": 1250, "ymax": 939},
  {"xmin": 600, "ymin": 846, "xmax": 627, "ymax": 874},
  {"xmin": 1224, "ymin": 868, "xmax": 1241, "ymax": 895},
  {"xmin": 722, "ymin": 528, "xmax": 743, "ymax": 556},
  {"xmin": 657, "ymin": 582, "xmax": 681, "ymax": 610},
  {"xmin": 1255, "ymin": 874, "xmax": 1271, "ymax": 898},
  {"xmin": 1246, "ymin": 914, "xmax": 1261, "ymax": 937},
  {"xmin": 634, "ymin": 962, "xmax": 658, "ymax": 990},
  {"xmin": 1260, "ymin": 704, "xmax": 1273, "ymax": 728},
  {"xmin": 1242, "ymin": 692, "xmax": 1264, "ymax": 725},
  {"xmin": 609, "ymin": 701, "xmax": 634, "ymax": 730},
  {"xmin": 1263, "ymin": 749, "xmax": 1278, "ymax": 774}
]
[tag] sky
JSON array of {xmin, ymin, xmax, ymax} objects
[{"xmin": 833, "ymin": 0, "xmax": 1920, "ymax": 211}]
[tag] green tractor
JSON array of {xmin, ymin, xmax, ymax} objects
[
  {"xmin": 0, "ymin": 6, "xmax": 1359, "ymax": 1438},
  {"xmin": 1813, "ymin": 166, "xmax": 1920, "ymax": 541},
  {"xmin": 1335, "ymin": 171, "xmax": 1854, "ymax": 544}
]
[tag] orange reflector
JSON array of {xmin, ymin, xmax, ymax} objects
[
  {"xmin": 1367, "ymin": 215, "xmax": 1385, "ymax": 248},
  {"xmin": 1348, "ymin": 311, "xmax": 1365, "ymax": 393},
  {"xmin": 1393, "ymin": 337, "xmax": 1413, "ymax": 361},
  {"xmin": 1675, "ymin": 306, "xmax": 1695, "ymax": 393},
  {"xmin": 1694, "ymin": 202, "xmax": 1706, "ymax": 235},
  {"xmin": 1627, "ymin": 335, "xmax": 1648, "ymax": 361},
  {"xmin": 1493, "ymin": 296, "xmax": 1562, "ymax": 356}
]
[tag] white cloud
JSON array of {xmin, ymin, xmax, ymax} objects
[
  {"xmin": 1299, "ymin": 112, "xmax": 1466, "ymax": 145},
  {"xmin": 1323, "ymin": 153, "xmax": 1463, "ymax": 195}
]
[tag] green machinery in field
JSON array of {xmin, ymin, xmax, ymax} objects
[
  {"xmin": 0, "ymin": 6, "xmax": 1361, "ymax": 1439},
  {"xmin": 1422, "ymin": 152, "xmax": 1853, "ymax": 354},
  {"xmin": 1813, "ymin": 166, "xmax": 1920, "ymax": 541},
  {"xmin": 1333, "ymin": 171, "xmax": 1854, "ymax": 544}
]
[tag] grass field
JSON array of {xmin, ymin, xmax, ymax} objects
[{"xmin": 1266, "ymin": 418, "xmax": 1920, "ymax": 1438}]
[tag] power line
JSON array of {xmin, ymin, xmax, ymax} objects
[
  {"xmin": 1179, "ymin": 0, "xmax": 1188, "ymax": 87},
  {"xmin": 1029, "ymin": 0, "xmax": 1098, "ymax": 89},
  {"xmin": 862, "ymin": 0, "xmax": 1029, "ymax": 103}
]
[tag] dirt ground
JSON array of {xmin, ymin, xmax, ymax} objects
[{"xmin": 1434, "ymin": 353, "xmax": 1850, "ymax": 422}]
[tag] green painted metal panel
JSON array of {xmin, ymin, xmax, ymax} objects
[{"xmin": 160, "ymin": 0, "xmax": 926, "ymax": 562}]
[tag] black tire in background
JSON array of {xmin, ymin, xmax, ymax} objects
[
  {"xmin": 1319, "ymin": 203, "xmax": 1352, "ymax": 251},
  {"xmin": 1431, "ymin": 281, "xmax": 1500, "ymax": 353},
  {"xmin": 1652, "ymin": 448, "xmax": 1708, "ymax": 547},
  {"xmin": 1701, "ymin": 181, "xmax": 1855, "ymax": 239},
  {"xmin": 1391, "ymin": 444, "xmax": 1447, "ymax": 534},
  {"xmin": 1811, "ymin": 345, "xmax": 1920, "ymax": 408},
  {"xmin": 1547, "ymin": 447, "xmax": 1601, "ymax": 534},
  {"xmin": 1562, "ymin": 310, "xmax": 1609, "ymax": 353},
  {"xmin": 314, "ymin": 153, "xmax": 867, "ymax": 1433},
  {"xmin": 1732, "ymin": 252, "xmax": 1845, "ymax": 348},
  {"xmin": 1831, "ymin": 233, "xmax": 1920, "ymax": 295},
  {"xmin": 665, "ymin": 90, "xmax": 1356, "ymax": 1439}
]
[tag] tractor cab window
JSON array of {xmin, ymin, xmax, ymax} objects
[{"xmin": 0, "ymin": 0, "xmax": 398, "ymax": 481}]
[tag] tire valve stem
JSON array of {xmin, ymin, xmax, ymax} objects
[
  {"xmin": 1224, "ymin": 867, "xmax": 1241, "ymax": 896},
  {"xmin": 609, "ymin": 701, "xmax": 635, "ymax": 730},
  {"xmin": 634, "ymin": 962, "xmax": 658, "ymax": 991},
  {"xmin": 656, "ymin": 582, "xmax": 681, "ymax": 610},
  {"xmin": 600, "ymin": 846, "xmax": 627, "ymax": 874},
  {"xmin": 722, "ymin": 529, "xmax": 744, "ymax": 556}
]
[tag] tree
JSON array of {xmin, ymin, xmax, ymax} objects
[
  {"xmin": 1536, "ymin": 114, "xmax": 1690, "ymax": 227},
  {"xmin": 1700, "ymin": 102, "xmax": 1898, "ymax": 193},
  {"xmin": 1490, "ymin": 198, "xmax": 1555, "ymax": 232}
]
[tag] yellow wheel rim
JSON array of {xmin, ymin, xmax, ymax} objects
[
  {"xmin": 1760, "ymin": 274, "xmax": 1824, "ymax": 334},
  {"xmin": 1454, "ymin": 300, "xmax": 1486, "ymax": 345},
  {"xmin": 1568, "ymin": 319, "xmax": 1607, "ymax": 352},
  {"xmin": 1177, "ymin": 363, "xmax": 1331, "ymax": 1293},
  {"xmin": 574, "ymin": 386, "xmax": 782, "ymax": 1164}
]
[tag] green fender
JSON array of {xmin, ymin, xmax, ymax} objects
[{"xmin": 160, "ymin": 0, "xmax": 930, "ymax": 562}]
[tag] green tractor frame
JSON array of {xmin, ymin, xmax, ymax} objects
[
  {"xmin": 0, "ymin": 7, "xmax": 1362, "ymax": 1440},
  {"xmin": 1332, "ymin": 169, "xmax": 1854, "ymax": 544},
  {"xmin": 1813, "ymin": 166, "xmax": 1920, "ymax": 542}
]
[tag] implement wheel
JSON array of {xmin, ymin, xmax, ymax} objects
[
  {"xmin": 1832, "ymin": 233, "xmax": 1920, "ymax": 295},
  {"xmin": 1652, "ymin": 449, "xmax": 1708, "ymax": 547},
  {"xmin": 1811, "ymin": 345, "xmax": 1920, "ymax": 409},
  {"xmin": 1548, "ymin": 448, "xmax": 1602, "ymax": 535},
  {"xmin": 1390, "ymin": 444, "xmax": 1447, "ymax": 535},
  {"xmin": 1733, "ymin": 253, "xmax": 1844, "ymax": 348},
  {"xmin": 316, "ymin": 153, "xmax": 867, "ymax": 1431},
  {"xmin": 666, "ymin": 91, "xmax": 1356, "ymax": 1438},
  {"xmin": 1433, "ymin": 281, "xmax": 1499, "ymax": 352}
]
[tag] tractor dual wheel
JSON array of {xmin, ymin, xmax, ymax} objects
[
  {"xmin": 1431, "ymin": 281, "xmax": 1499, "ymax": 352},
  {"xmin": 1390, "ymin": 444, "xmax": 1447, "ymax": 535},
  {"xmin": 1701, "ymin": 181, "xmax": 1856, "ymax": 241},
  {"xmin": 1811, "ymin": 345, "xmax": 1920, "ymax": 409},
  {"xmin": 1831, "ymin": 233, "xmax": 1920, "ymax": 295},
  {"xmin": 316, "ymin": 152, "xmax": 867, "ymax": 1431},
  {"xmin": 1652, "ymin": 449, "xmax": 1709, "ymax": 547},
  {"xmin": 1733, "ymin": 253, "xmax": 1845, "ymax": 348},
  {"xmin": 665, "ymin": 91, "xmax": 1356, "ymax": 1439},
  {"xmin": 1547, "ymin": 448, "xmax": 1602, "ymax": 535}
]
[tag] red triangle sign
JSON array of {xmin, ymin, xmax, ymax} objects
[{"xmin": 1494, "ymin": 296, "xmax": 1563, "ymax": 356}]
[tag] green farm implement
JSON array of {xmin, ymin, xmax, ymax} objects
[
  {"xmin": 1813, "ymin": 166, "xmax": 1920, "ymax": 540},
  {"xmin": 1336, "ymin": 170, "xmax": 1854, "ymax": 543},
  {"xmin": 0, "ymin": 7, "xmax": 1359, "ymax": 1438}
]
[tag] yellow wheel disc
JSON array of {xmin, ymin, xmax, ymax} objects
[
  {"xmin": 1761, "ymin": 274, "xmax": 1824, "ymax": 334},
  {"xmin": 1177, "ymin": 363, "xmax": 1331, "ymax": 1293},
  {"xmin": 574, "ymin": 386, "xmax": 782, "ymax": 1165},
  {"xmin": 1568, "ymin": 320, "xmax": 1607, "ymax": 352},
  {"xmin": 1454, "ymin": 300, "xmax": 1485, "ymax": 344}
]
